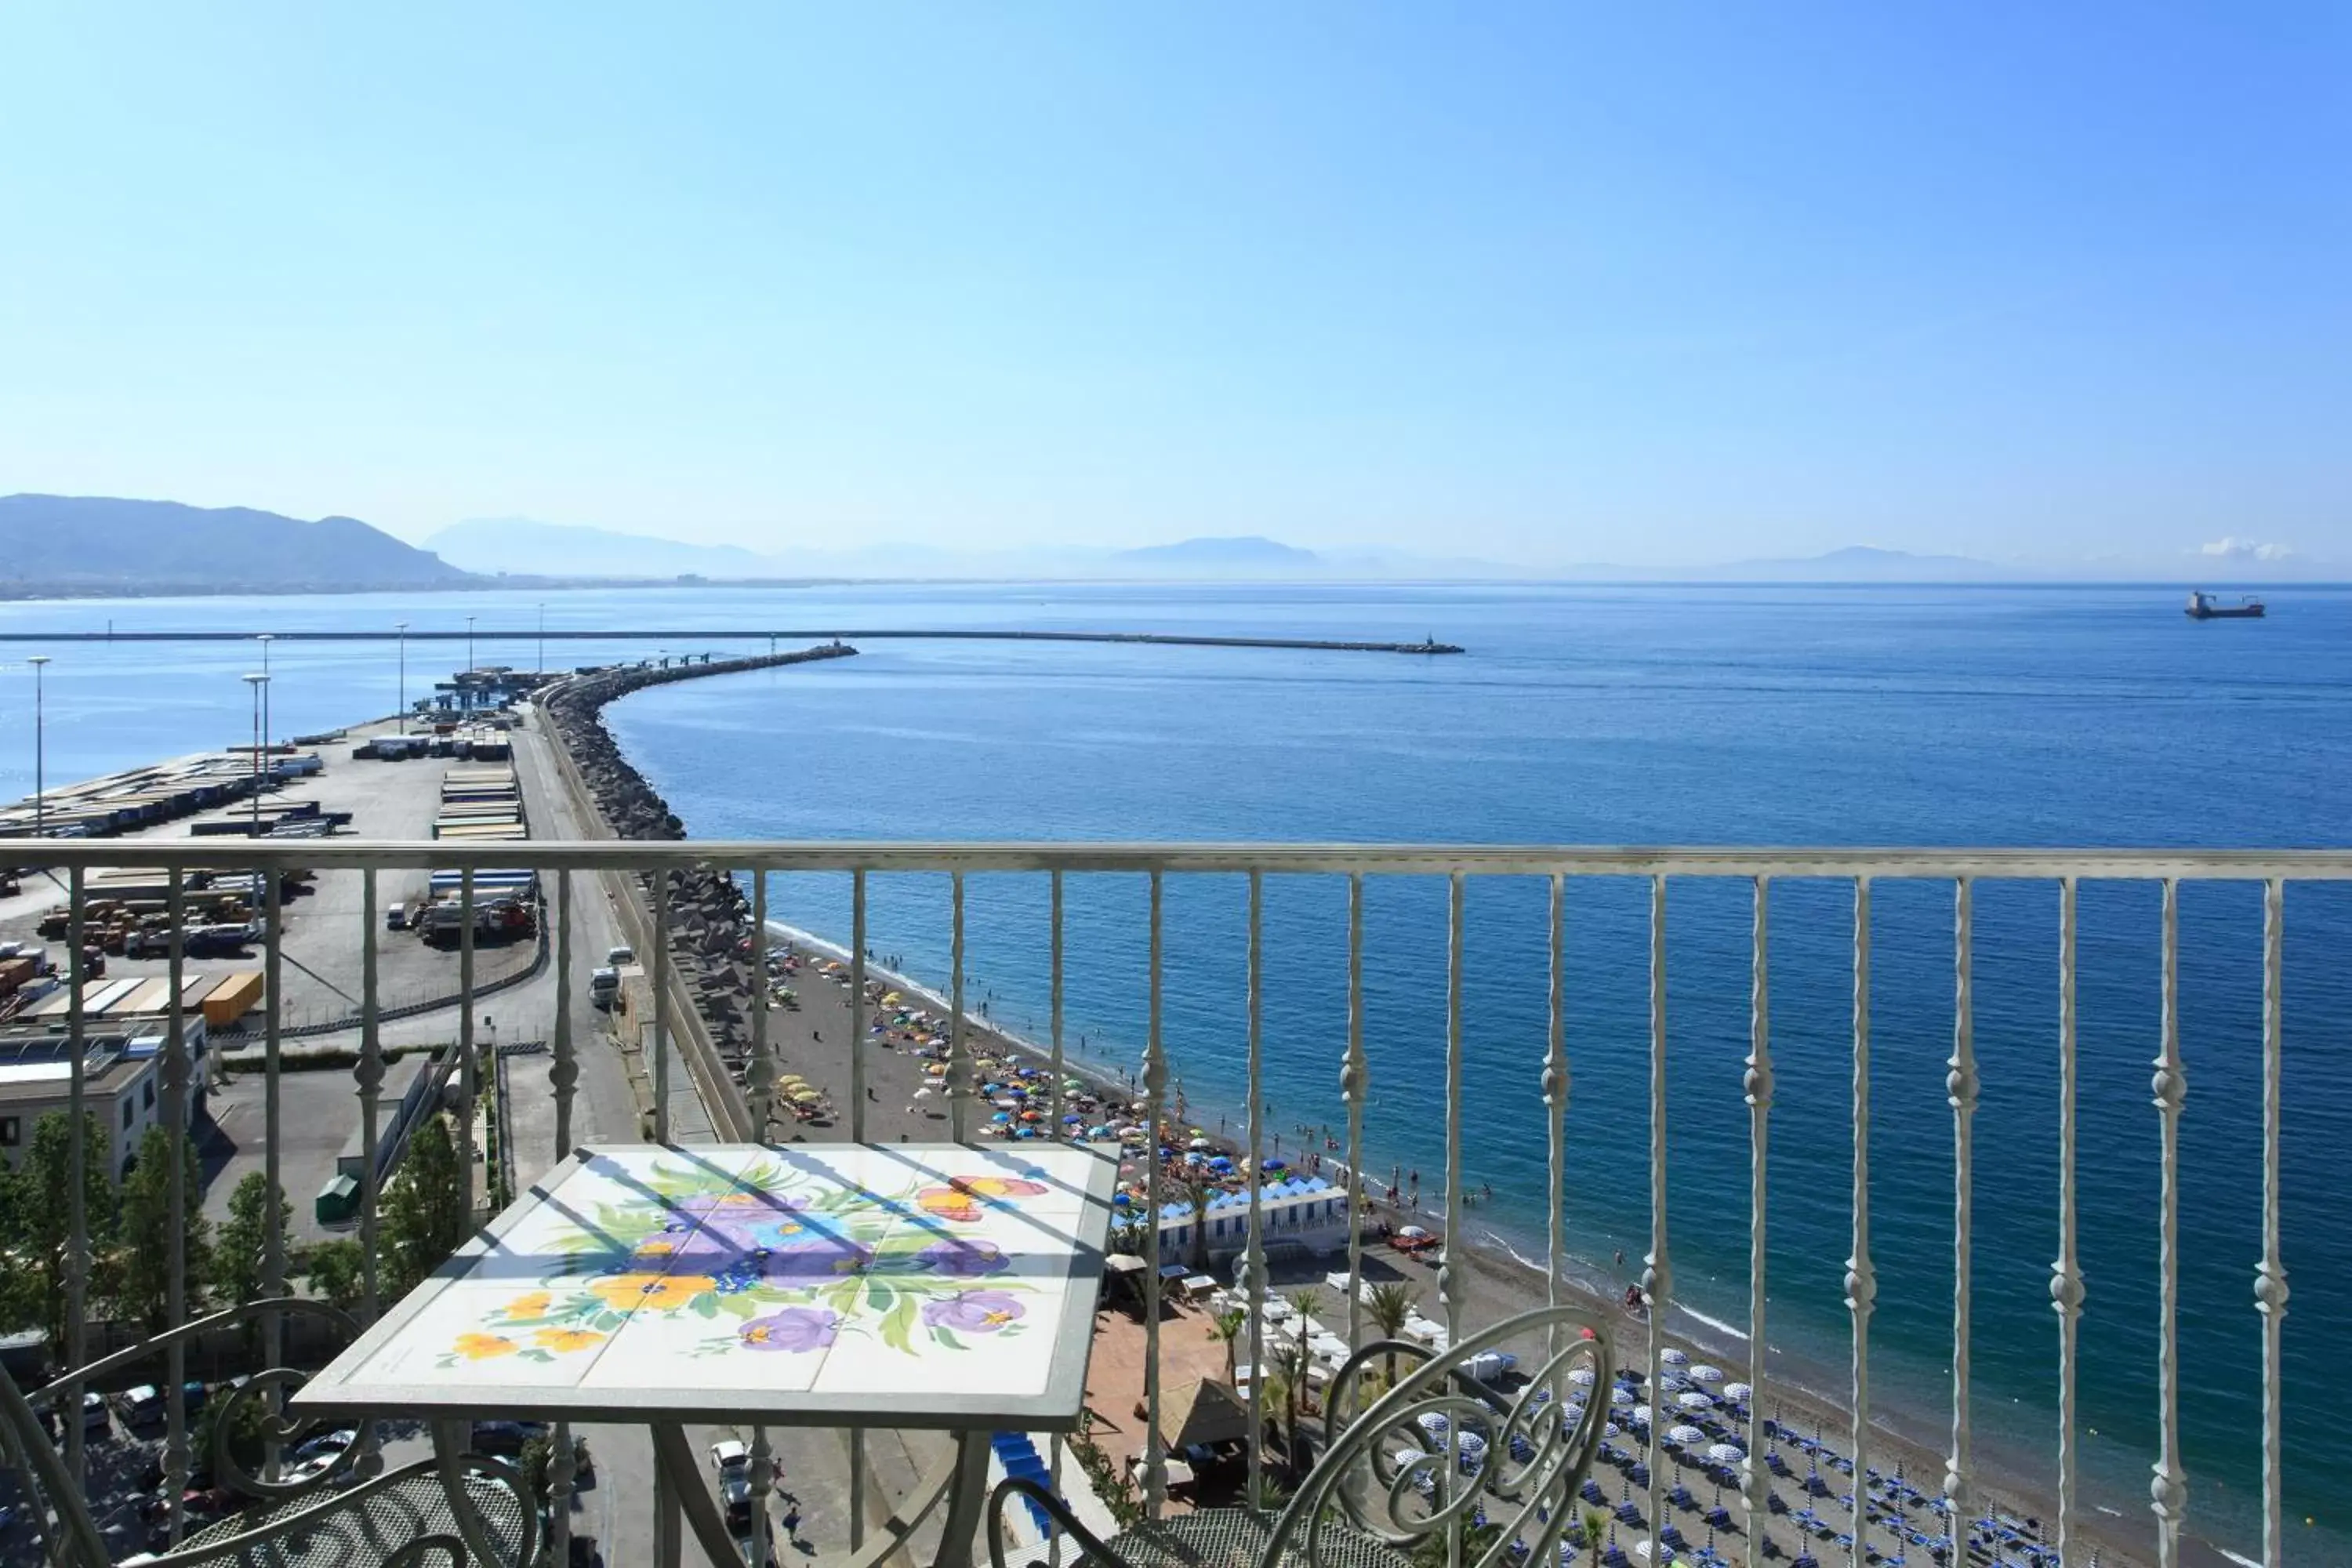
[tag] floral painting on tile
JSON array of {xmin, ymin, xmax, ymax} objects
[{"xmin": 436, "ymin": 1156, "xmax": 1054, "ymax": 1368}]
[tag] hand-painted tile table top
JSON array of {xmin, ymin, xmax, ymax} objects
[{"xmin": 292, "ymin": 1143, "xmax": 1117, "ymax": 1429}]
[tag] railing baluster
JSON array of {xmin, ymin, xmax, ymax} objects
[
  {"xmin": 1644, "ymin": 873, "xmax": 1671, "ymax": 1566},
  {"xmin": 1342, "ymin": 873, "xmax": 1367, "ymax": 1356},
  {"xmin": 64, "ymin": 866, "xmax": 89, "ymax": 1487},
  {"xmin": 1848, "ymin": 876, "xmax": 1875, "ymax": 1568},
  {"xmin": 550, "ymin": 868, "xmax": 578, "ymax": 1568},
  {"xmin": 848, "ymin": 870, "xmax": 866, "ymax": 1138},
  {"xmin": 1443, "ymin": 871, "xmax": 1465, "ymax": 1568},
  {"xmin": 1744, "ymin": 876, "xmax": 1773, "ymax": 1567},
  {"xmin": 1248, "ymin": 873, "xmax": 1272, "ymax": 1512},
  {"xmin": 1049, "ymin": 870, "xmax": 1068, "ymax": 1565},
  {"xmin": 553, "ymin": 869, "xmax": 576, "ymax": 1158},
  {"xmin": 1946, "ymin": 877, "xmax": 1977, "ymax": 1543},
  {"xmin": 1142, "ymin": 870, "xmax": 1167, "ymax": 1517},
  {"xmin": 652, "ymin": 869, "xmax": 670, "ymax": 1143},
  {"xmin": 1544, "ymin": 874, "xmax": 1568, "ymax": 1355},
  {"xmin": 2151, "ymin": 877, "xmax": 2187, "ymax": 1566},
  {"xmin": 263, "ymin": 862, "xmax": 285, "ymax": 1475},
  {"xmin": 2054, "ymin": 877, "xmax": 2084, "ymax": 1561},
  {"xmin": 2256, "ymin": 878, "xmax": 2288, "ymax": 1568},
  {"xmin": 459, "ymin": 866, "xmax": 478, "ymax": 1210},
  {"xmin": 165, "ymin": 869, "xmax": 190, "ymax": 1546},
  {"xmin": 355, "ymin": 866, "xmax": 386, "ymax": 1481},
  {"xmin": 845, "ymin": 868, "xmax": 866, "ymax": 1559},
  {"xmin": 949, "ymin": 872, "xmax": 970, "ymax": 1143}
]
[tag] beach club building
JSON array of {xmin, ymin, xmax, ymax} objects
[{"xmin": 1156, "ymin": 1174, "xmax": 1352, "ymax": 1265}]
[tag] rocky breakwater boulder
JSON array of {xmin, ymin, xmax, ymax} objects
[{"xmin": 545, "ymin": 644, "xmax": 856, "ymax": 1072}]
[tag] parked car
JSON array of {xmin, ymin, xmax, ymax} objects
[
  {"xmin": 709, "ymin": 1439, "xmax": 753, "ymax": 1507},
  {"xmin": 605, "ymin": 946, "xmax": 635, "ymax": 967},
  {"xmin": 470, "ymin": 1419, "xmax": 546, "ymax": 1456},
  {"xmin": 386, "ymin": 902, "xmax": 409, "ymax": 931},
  {"xmin": 118, "ymin": 1385, "xmax": 163, "ymax": 1427},
  {"xmin": 82, "ymin": 1389, "xmax": 110, "ymax": 1437},
  {"xmin": 293, "ymin": 1427, "xmax": 356, "ymax": 1461}
]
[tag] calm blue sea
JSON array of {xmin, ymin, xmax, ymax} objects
[{"xmin": 3, "ymin": 581, "xmax": 2347, "ymax": 1559}]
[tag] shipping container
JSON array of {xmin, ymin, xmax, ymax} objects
[
  {"xmin": 201, "ymin": 972, "xmax": 265, "ymax": 1027},
  {"xmin": 107, "ymin": 978, "xmax": 174, "ymax": 1015}
]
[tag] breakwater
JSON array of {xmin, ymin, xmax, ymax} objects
[
  {"xmin": 541, "ymin": 643, "xmax": 855, "ymax": 1086},
  {"xmin": 0, "ymin": 628, "xmax": 1465, "ymax": 654}
]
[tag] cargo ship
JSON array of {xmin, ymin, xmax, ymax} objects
[{"xmin": 2186, "ymin": 590, "xmax": 2264, "ymax": 619}]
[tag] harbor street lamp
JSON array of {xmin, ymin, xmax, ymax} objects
[
  {"xmin": 27, "ymin": 655, "xmax": 49, "ymax": 841},
  {"xmin": 394, "ymin": 621, "xmax": 409, "ymax": 732},
  {"xmin": 536, "ymin": 602, "xmax": 545, "ymax": 676},
  {"xmin": 242, "ymin": 673, "xmax": 270, "ymax": 833},
  {"xmin": 254, "ymin": 633, "xmax": 275, "ymax": 756},
  {"xmin": 466, "ymin": 615, "xmax": 476, "ymax": 682}
]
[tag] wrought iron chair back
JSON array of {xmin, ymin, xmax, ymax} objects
[
  {"xmin": 991, "ymin": 1302, "xmax": 1610, "ymax": 1568},
  {"xmin": 0, "ymin": 1297, "xmax": 535, "ymax": 1567}
]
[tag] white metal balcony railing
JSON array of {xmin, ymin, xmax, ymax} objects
[{"xmin": 5, "ymin": 839, "xmax": 2335, "ymax": 1568}]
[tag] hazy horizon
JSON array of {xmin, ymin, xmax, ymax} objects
[{"xmin": 2, "ymin": 5, "xmax": 2345, "ymax": 569}]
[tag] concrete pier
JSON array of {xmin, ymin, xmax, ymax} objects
[{"xmin": 0, "ymin": 627, "xmax": 1466, "ymax": 655}]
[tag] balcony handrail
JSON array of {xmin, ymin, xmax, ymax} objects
[{"xmin": 16, "ymin": 837, "xmax": 2352, "ymax": 877}]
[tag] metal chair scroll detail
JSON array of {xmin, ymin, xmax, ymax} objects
[
  {"xmin": 989, "ymin": 1305, "xmax": 1611, "ymax": 1568},
  {"xmin": 0, "ymin": 1298, "xmax": 537, "ymax": 1567}
]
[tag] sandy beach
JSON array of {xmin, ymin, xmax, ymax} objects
[{"xmin": 690, "ymin": 914, "xmax": 2164, "ymax": 1568}]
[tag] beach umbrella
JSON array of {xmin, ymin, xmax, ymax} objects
[
  {"xmin": 912, "ymin": 1087, "xmax": 933, "ymax": 1099},
  {"xmin": 1690, "ymin": 1365, "xmax": 1724, "ymax": 1383},
  {"xmin": 1707, "ymin": 1443, "xmax": 1744, "ymax": 1465},
  {"xmin": 1678, "ymin": 1391, "xmax": 1715, "ymax": 1411},
  {"xmin": 1668, "ymin": 1425, "xmax": 1707, "ymax": 1446},
  {"xmin": 1112, "ymin": 1192, "xmax": 1131, "ymax": 1207},
  {"xmin": 1661, "ymin": 1348, "xmax": 1690, "ymax": 1367},
  {"xmin": 1189, "ymin": 1137, "xmax": 1212, "ymax": 1151},
  {"xmin": 1610, "ymin": 1387, "xmax": 1635, "ymax": 1406},
  {"xmin": 1724, "ymin": 1382, "xmax": 1752, "ymax": 1402},
  {"xmin": 1632, "ymin": 1405, "xmax": 1653, "ymax": 1425},
  {"xmin": 1063, "ymin": 1112, "xmax": 1083, "ymax": 1123},
  {"xmin": 1569, "ymin": 1367, "xmax": 1597, "ymax": 1386},
  {"xmin": 1603, "ymin": 1422, "xmax": 1621, "ymax": 1439}
]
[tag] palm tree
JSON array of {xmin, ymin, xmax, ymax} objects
[
  {"xmin": 1364, "ymin": 1280, "xmax": 1415, "ymax": 1383},
  {"xmin": 1266, "ymin": 1333, "xmax": 1316, "ymax": 1474},
  {"xmin": 1181, "ymin": 1171, "xmax": 1217, "ymax": 1273},
  {"xmin": 1207, "ymin": 1307, "xmax": 1247, "ymax": 1386},
  {"xmin": 1582, "ymin": 1506, "xmax": 1607, "ymax": 1568}
]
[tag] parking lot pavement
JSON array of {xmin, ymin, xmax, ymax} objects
[{"xmin": 200, "ymin": 1062, "xmax": 365, "ymax": 1243}]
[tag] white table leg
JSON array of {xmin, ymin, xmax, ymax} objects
[{"xmin": 933, "ymin": 1430, "xmax": 996, "ymax": 1568}]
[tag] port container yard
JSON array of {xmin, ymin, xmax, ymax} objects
[{"xmin": 0, "ymin": 707, "xmax": 541, "ymax": 1040}]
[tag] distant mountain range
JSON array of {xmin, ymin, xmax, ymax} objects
[
  {"xmin": 0, "ymin": 495, "xmax": 471, "ymax": 594},
  {"xmin": 427, "ymin": 517, "xmax": 774, "ymax": 579},
  {"xmin": 420, "ymin": 519, "xmax": 1508, "ymax": 581},
  {"xmin": 0, "ymin": 496, "xmax": 2332, "ymax": 592}
]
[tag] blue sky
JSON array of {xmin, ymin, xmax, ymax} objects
[{"xmin": 2, "ymin": 3, "xmax": 2345, "ymax": 568}]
